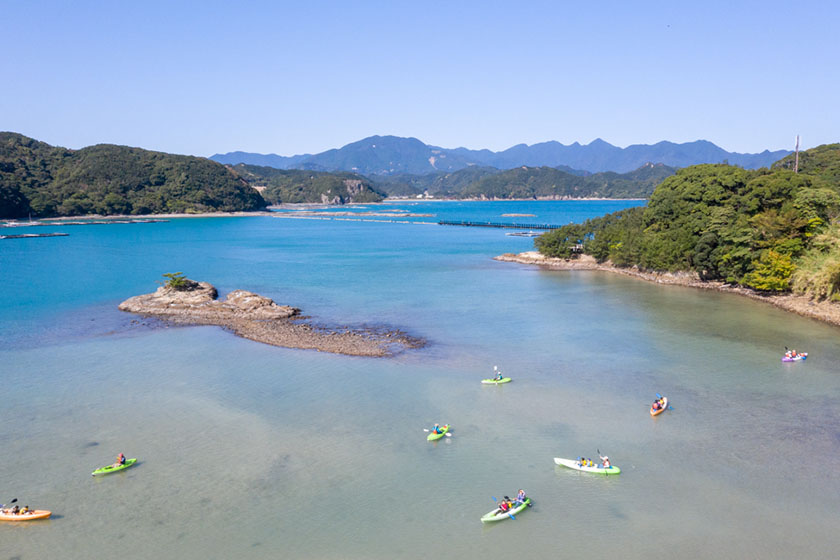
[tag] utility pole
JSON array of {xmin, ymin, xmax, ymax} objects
[{"xmin": 794, "ymin": 135, "xmax": 800, "ymax": 173}]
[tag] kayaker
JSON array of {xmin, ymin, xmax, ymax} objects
[
  {"xmin": 600, "ymin": 455, "xmax": 610, "ymax": 468},
  {"xmin": 10, "ymin": 505, "xmax": 19, "ymax": 515},
  {"xmin": 514, "ymin": 489, "xmax": 527, "ymax": 505},
  {"xmin": 112, "ymin": 452, "xmax": 126, "ymax": 468},
  {"xmin": 432, "ymin": 424, "xmax": 442, "ymax": 434},
  {"xmin": 495, "ymin": 370, "xmax": 503, "ymax": 381},
  {"xmin": 20, "ymin": 506, "xmax": 29, "ymax": 514},
  {"xmin": 498, "ymin": 500, "xmax": 510, "ymax": 514}
]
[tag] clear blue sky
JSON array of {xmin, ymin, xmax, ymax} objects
[{"xmin": 3, "ymin": 0, "xmax": 837, "ymax": 157}]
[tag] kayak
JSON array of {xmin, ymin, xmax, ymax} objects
[
  {"xmin": 554, "ymin": 457, "xmax": 621, "ymax": 475},
  {"xmin": 650, "ymin": 397, "xmax": 668, "ymax": 416},
  {"xmin": 480, "ymin": 498, "xmax": 531, "ymax": 522},
  {"xmin": 0, "ymin": 510, "xmax": 51, "ymax": 521},
  {"xmin": 782, "ymin": 353, "xmax": 807, "ymax": 362},
  {"xmin": 427, "ymin": 425, "xmax": 449, "ymax": 441},
  {"xmin": 481, "ymin": 378, "xmax": 512, "ymax": 385},
  {"xmin": 92, "ymin": 458, "xmax": 137, "ymax": 476}
]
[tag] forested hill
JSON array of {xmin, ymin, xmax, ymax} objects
[
  {"xmin": 231, "ymin": 164, "xmax": 385, "ymax": 204},
  {"xmin": 0, "ymin": 132, "xmax": 266, "ymax": 218},
  {"xmin": 370, "ymin": 163, "xmax": 673, "ymax": 199},
  {"xmin": 536, "ymin": 144, "xmax": 840, "ymax": 300},
  {"xmin": 457, "ymin": 163, "xmax": 675, "ymax": 199}
]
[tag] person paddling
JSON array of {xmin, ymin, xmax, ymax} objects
[
  {"xmin": 600, "ymin": 455, "xmax": 611, "ymax": 468},
  {"xmin": 431, "ymin": 423, "xmax": 443, "ymax": 434},
  {"xmin": 112, "ymin": 452, "xmax": 126, "ymax": 468},
  {"xmin": 514, "ymin": 489, "xmax": 527, "ymax": 505}
]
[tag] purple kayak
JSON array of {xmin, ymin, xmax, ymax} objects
[{"xmin": 782, "ymin": 353, "xmax": 807, "ymax": 362}]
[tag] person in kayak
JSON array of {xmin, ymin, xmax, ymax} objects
[
  {"xmin": 10, "ymin": 505, "xmax": 20, "ymax": 515},
  {"xmin": 514, "ymin": 489, "xmax": 527, "ymax": 505},
  {"xmin": 431, "ymin": 424, "xmax": 443, "ymax": 434},
  {"xmin": 600, "ymin": 455, "xmax": 611, "ymax": 468},
  {"xmin": 498, "ymin": 500, "xmax": 511, "ymax": 515},
  {"xmin": 495, "ymin": 370, "xmax": 503, "ymax": 381},
  {"xmin": 112, "ymin": 452, "xmax": 126, "ymax": 468}
]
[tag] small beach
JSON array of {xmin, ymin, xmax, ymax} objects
[{"xmin": 496, "ymin": 251, "xmax": 840, "ymax": 328}]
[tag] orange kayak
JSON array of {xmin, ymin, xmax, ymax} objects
[
  {"xmin": 0, "ymin": 509, "xmax": 52, "ymax": 521},
  {"xmin": 650, "ymin": 397, "xmax": 668, "ymax": 416}
]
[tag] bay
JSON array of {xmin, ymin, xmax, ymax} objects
[{"xmin": 1, "ymin": 200, "xmax": 838, "ymax": 559}]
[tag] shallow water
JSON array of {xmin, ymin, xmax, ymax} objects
[{"xmin": 1, "ymin": 201, "xmax": 839, "ymax": 559}]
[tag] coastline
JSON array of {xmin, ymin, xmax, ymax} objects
[
  {"xmin": 3, "ymin": 199, "xmax": 649, "ymax": 223},
  {"xmin": 495, "ymin": 251, "xmax": 840, "ymax": 328}
]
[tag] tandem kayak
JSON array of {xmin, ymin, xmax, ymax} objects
[
  {"xmin": 554, "ymin": 457, "xmax": 621, "ymax": 475},
  {"xmin": 480, "ymin": 498, "xmax": 531, "ymax": 522},
  {"xmin": 481, "ymin": 378, "xmax": 512, "ymax": 385},
  {"xmin": 0, "ymin": 510, "xmax": 51, "ymax": 521},
  {"xmin": 92, "ymin": 458, "xmax": 137, "ymax": 476},
  {"xmin": 650, "ymin": 397, "xmax": 668, "ymax": 416},
  {"xmin": 782, "ymin": 353, "xmax": 807, "ymax": 362},
  {"xmin": 427, "ymin": 425, "xmax": 449, "ymax": 441}
]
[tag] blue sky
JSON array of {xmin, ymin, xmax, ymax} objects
[{"xmin": 3, "ymin": 0, "xmax": 837, "ymax": 156}]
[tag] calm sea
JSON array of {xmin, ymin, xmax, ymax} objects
[{"xmin": 1, "ymin": 200, "xmax": 839, "ymax": 559}]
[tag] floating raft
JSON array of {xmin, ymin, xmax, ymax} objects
[
  {"xmin": 439, "ymin": 220, "xmax": 562, "ymax": 230},
  {"xmin": 2, "ymin": 219, "xmax": 168, "ymax": 228}
]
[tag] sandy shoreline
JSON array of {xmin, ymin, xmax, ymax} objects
[{"xmin": 495, "ymin": 251, "xmax": 840, "ymax": 328}]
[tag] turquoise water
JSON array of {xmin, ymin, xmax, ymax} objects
[{"xmin": 2, "ymin": 200, "xmax": 839, "ymax": 559}]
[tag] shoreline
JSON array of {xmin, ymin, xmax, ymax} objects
[
  {"xmin": 3, "ymin": 198, "xmax": 648, "ymax": 223},
  {"xmin": 495, "ymin": 252, "xmax": 840, "ymax": 329}
]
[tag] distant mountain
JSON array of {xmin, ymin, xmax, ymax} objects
[
  {"xmin": 211, "ymin": 151, "xmax": 311, "ymax": 169},
  {"xmin": 211, "ymin": 136, "xmax": 791, "ymax": 175},
  {"xmin": 1, "ymin": 132, "xmax": 265, "ymax": 218}
]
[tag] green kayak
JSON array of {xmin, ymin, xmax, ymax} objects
[
  {"xmin": 481, "ymin": 378, "xmax": 512, "ymax": 385},
  {"xmin": 92, "ymin": 458, "xmax": 137, "ymax": 476},
  {"xmin": 481, "ymin": 498, "xmax": 531, "ymax": 522},
  {"xmin": 427, "ymin": 425, "xmax": 449, "ymax": 441}
]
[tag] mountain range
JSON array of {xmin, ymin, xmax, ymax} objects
[{"xmin": 211, "ymin": 136, "xmax": 791, "ymax": 175}]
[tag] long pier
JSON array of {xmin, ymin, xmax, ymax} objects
[
  {"xmin": 1, "ymin": 232, "xmax": 69, "ymax": 240},
  {"xmin": 438, "ymin": 220, "xmax": 562, "ymax": 230}
]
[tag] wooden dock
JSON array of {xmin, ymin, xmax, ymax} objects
[{"xmin": 438, "ymin": 220, "xmax": 561, "ymax": 230}]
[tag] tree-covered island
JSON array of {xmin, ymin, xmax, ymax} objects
[{"xmin": 534, "ymin": 144, "xmax": 840, "ymax": 302}]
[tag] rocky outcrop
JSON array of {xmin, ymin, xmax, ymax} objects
[
  {"xmin": 118, "ymin": 282, "xmax": 299, "ymax": 319},
  {"xmin": 119, "ymin": 279, "xmax": 423, "ymax": 357}
]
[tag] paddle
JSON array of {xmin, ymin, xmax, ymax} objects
[
  {"xmin": 654, "ymin": 393, "xmax": 674, "ymax": 410},
  {"xmin": 1, "ymin": 498, "xmax": 17, "ymax": 511},
  {"xmin": 491, "ymin": 496, "xmax": 515, "ymax": 519}
]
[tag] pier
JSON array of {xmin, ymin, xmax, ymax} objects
[
  {"xmin": 1, "ymin": 232, "xmax": 69, "ymax": 240},
  {"xmin": 438, "ymin": 220, "xmax": 562, "ymax": 230}
]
